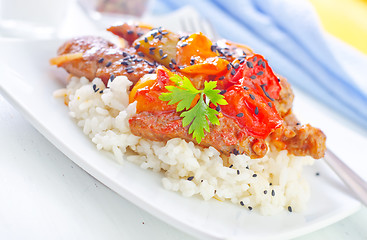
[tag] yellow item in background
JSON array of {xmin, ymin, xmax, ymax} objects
[{"xmin": 309, "ymin": 0, "xmax": 367, "ymax": 54}]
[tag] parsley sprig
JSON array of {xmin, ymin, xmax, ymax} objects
[{"xmin": 159, "ymin": 74, "xmax": 228, "ymax": 143}]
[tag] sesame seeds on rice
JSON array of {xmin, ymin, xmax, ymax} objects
[{"xmin": 55, "ymin": 76, "xmax": 315, "ymax": 215}]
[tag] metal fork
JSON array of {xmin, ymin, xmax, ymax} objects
[
  {"xmin": 179, "ymin": 14, "xmax": 219, "ymax": 40},
  {"xmin": 178, "ymin": 15, "xmax": 367, "ymax": 207}
]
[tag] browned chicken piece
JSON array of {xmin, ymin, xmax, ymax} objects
[
  {"xmin": 107, "ymin": 23, "xmax": 153, "ymax": 46},
  {"xmin": 129, "ymin": 111, "xmax": 268, "ymax": 159},
  {"xmin": 52, "ymin": 36, "xmax": 157, "ymax": 86},
  {"xmin": 269, "ymin": 112, "xmax": 326, "ymax": 159}
]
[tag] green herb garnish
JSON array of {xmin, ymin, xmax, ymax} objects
[{"xmin": 159, "ymin": 74, "xmax": 228, "ymax": 143}]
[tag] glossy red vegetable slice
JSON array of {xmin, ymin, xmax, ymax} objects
[{"xmin": 219, "ymin": 85, "xmax": 283, "ymax": 139}]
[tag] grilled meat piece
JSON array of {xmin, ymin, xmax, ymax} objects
[
  {"xmin": 54, "ymin": 36, "xmax": 157, "ymax": 85},
  {"xmin": 129, "ymin": 111, "xmax": 268, "ymax": 158},
  {"xmin": 269, "ymin": 112, "xmax": 326, "ymax": 159}
]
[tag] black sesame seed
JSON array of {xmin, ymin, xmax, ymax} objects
[
  {"xmin": 271, "ymin": 189, "xmax": 275, "ymax": 196},
  {"xmin": 152, "ymin": 32, "xmax": 157, "ymax": 37},
  {"xmin": 249, "ymin": 94, "xmax": 255, "ymax": 100},
  {"xmin": 98, "ymin": 58, "xmax": 104, "ymax": 63},
  {"xmin": 148, "ymin": 69, "xmax": 155, "ymax": 74},
  {"xmin": 177, "ymin": 66, "xmax": 185, "ymax": 69},
  {"xmin": 179, "ymin": 35, "xmax": 189, "ymax": 40},
  {"xmin": 144, "ymin": 37, "xmax": 148, "ymax": 43},
  {"xmin": 230, "ymin": 69, "xmax": 236, "ymax": 75},
  {"xmin": 296, "ymin": 122, "xmax": 301, "ymax": 125},
  {"xmin": 137, "ymin": 52, "xmax": 145, "ymax": 57},
  {"xmin": 288, "ymin": 206, "xmax": 293, "ymax": 212},
  {"xmin": 211, "ymin": 44, "xmax": 217, "ymax": 52},
  {"xmin": 149, "ymin": 47, "xmax": 156, "ymax": 51},
  {"xmin": 268, "ymin": 102, "xmax": 272, "ymax": 107},
  {"xmin": 316, "ymin": 172, "xmax": 320, "ymax": 176},
  {"xmin": 136, "ymin": 59, "xmax": 143, "ymax": 62},
  {"xmin": 157, "ymin": 49, "xmax": 163, "ymax": 57},
  {"xmin": 161, "ymin": 31, "xmax": 169, "ymax": 35},
  {"xmin": 201, "ymin": 180, "xmax": 203, "ymax": 182},
  {"xmin": 134, "ymin": 42, "xmax": 140, "ymax": 50},
  {"xmin": 246, "ymin": 61, "xmax": 254, "ymax": 68},
  {"xmin": 121, "ymin": 61, "xmax": 129, "ymax": 66},
  {"xmin": 236, "ymin": 113, "xmax": 244, "ymax": 117},
  {"xmin": 253, "ymin": 56, "xmax": 257, "ymax": 62},
  {"xmin": 237, "ymin": 170, "xmax": 240, "ymax": 175},
  {"xmin": 257, "ymin": 59, "xmax": 263, "ymax": 66},
  {"xmin": 219, "ymin": 90, "xmax": 227, "ymax": 95},
  {"xmin": 171, "ymin": 59, "xmax": 177, "ymax": 64},
  {"xmin": 248, "ymin": 206, "xmax": 253, "ymax": 211},
  {"xmin": 110, "ymin": 74, "xmax": 115, "ymax": 81},
  {"xmin": 233, "ymin": 63, "xmax": 240, "ymax": 69},
  {"xmin": 262, "ymin": 62, "xmax": 266, "ymax": 68},
  {"xmin": 126, "ymin": 69, "xmax": 134, "ymax": 73},
  {"xmin": 240, "ymin": 201, "xmax": 244, "ymax": 206},
  {"xmin": 92, "ymin": 84, "xmax": 96, "ymax": 90},
  {"xmin": 99, "ymin": 90, "xmax": 103, "ymax": 94},
  {"xmin": 243, "ymin": 86, "xmax": 249, "ymax": 90},
  {"xmin": 216, "ymin": 105, "xmax": 221, "ymax": 112},
  {"xmin": 250, "ymin": 75, "xmax": 256, "ymax": 79},
  {"xmin": 269, "ymin": 183, "xmax": 273, "ymax": 186},
  {"xmin": 137, "ymin": 32, "xmax": 144, "ymax": 37},
  {"xmin": 169, "ymin": 62, "xmax": 174, "ymax": 69},
  {"xmin": 180, "ymin": 42, "xmax": 188, "ymax": 47},
  {"xmin": 145, "ymin": 60, "xmax": 155, "ymax": 67},
  {"xmin": 254, "ymin": 107, "xmax": 259, "ymax": 115},
  {"xmin": 229, "ymin": 164, "xmax": 233, "ymax": 168},
  {"xmin": 227, "ymin": 64, "xmax": 231, "ymax": 70},
  {"xmin": 260, "ymin": 84, "xmax": 275, "ymax": 101},
  {"xmin": 219, "ymin": 76, "xmax": 225, "ymax": 80},
  {"xmin": 161, "ymin": 54, "xmax": 168, "ymax": 60},
  {"xmin": 155, "ymin": 35, "xmax": 163, "ymax": 40},
  {"xmin": 123, "ymin": 56, "xmax": 131, "ymax": 60},
  {"xmin": 187, "ymin": 176, "xmax": 194, "ymax": 181},
  {"xmin": 149, "ymin": 51, "xmax": 154, "ymax": 55},
  {"xmin": 264, "ymin": 190, "xmax": 268, "ymax": 194},
  {"xmin": 233, "ymin": 149, "xmax": 239, "ymax": 155},
  {"xmin": 122, "ymin": 52, "xmax": 128, "ymax": 57},
  {"xmin": 106, "ymin": 61, "xmax": 112, "ymax": 67},
  {"xmin": 277, "ymin": 77, "xmax": 281, "ymax": 82},
  {"xmin": 127, "ymin": 30, "xmax": 134, "ymax": 35},
  {"xmin": 252, "ymin": 174, "xmax": 257, "ymax": 177},
  {"xmin": 257, "ymin": 71, "xmax": 264, "ymax": 76}
]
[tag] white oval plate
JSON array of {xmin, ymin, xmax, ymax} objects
[{"xmin": 0, "ymin": 38, "xmax": 365, "ymax": 240}]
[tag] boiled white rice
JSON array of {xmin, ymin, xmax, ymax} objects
[{"xmin": 55, "ymin": 75, "xmax": 314, "ymax": 215}]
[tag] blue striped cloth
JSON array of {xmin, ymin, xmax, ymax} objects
[{"xmin": 152, "ymin": 0, "xmax": 367, "ymax": 129}]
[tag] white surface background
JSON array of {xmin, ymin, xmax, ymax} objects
[{"xmin": 1, "ymin": 0, "xmax": 367, "ymax": 239}]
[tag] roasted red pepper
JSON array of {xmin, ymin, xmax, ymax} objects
[
  {"xmin": 219, "ymin": 85, "xmax": 283, "ymax": 139},
  {"xmin": 132, "ymin": 66, "xmax": 176, "ymax": 113},
  {"xmin": 220, "ymin": 54, "xmax": 281, "ymax": 101}
]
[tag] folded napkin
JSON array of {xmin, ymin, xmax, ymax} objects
[{"xmin": 152, "ymin": 0, "xmax": 367, "ymax": 129}]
